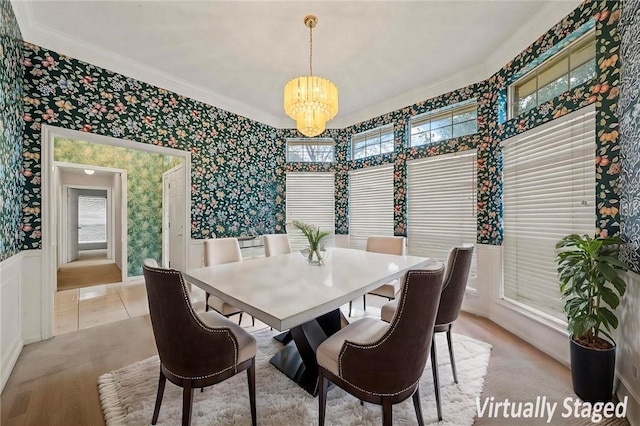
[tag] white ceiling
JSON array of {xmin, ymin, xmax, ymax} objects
[{"xmin": 13, "ymin": 1, "xmax": 581, "ymax": 129}]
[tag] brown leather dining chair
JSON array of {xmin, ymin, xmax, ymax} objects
[
  {"xmin": 142, "ymin": 259, "xmax": 257, "ymax": 426},
  {"xmin": 203, "ymin": 237, "xmax": 254, "ymax": 326},
  {"xmin": 349, "ymin": 235, "xmax": 406, "ymax": 316},
  {"xmin": 381, "ymin": 245, "xmax": 474, "ymax": 421},
  {"xmin": 316, "ymin": 264, "xmax": 445, "ymax": 426}
]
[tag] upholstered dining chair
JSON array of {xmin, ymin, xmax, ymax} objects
[
  {"xmin": 380, "ymin": 245, "xmax": 474, "ymax": 421},
  {"xmin": 142, "ymin": 259, "xmax": 257, "ymax": 426},
  {"xmin": 203, "ymin": 238, "xmax": 254, "ymax": 326},
  {"xmin": 263, "ymin": 233, "xmax": 292, "ymax": 257},
  {"xmin": 349, "ymin": 235, "xmax": 406, "ymax": 316},
  {"xmin": 317, "ymin": 264, "xmax": 445, "ymax": 426}
]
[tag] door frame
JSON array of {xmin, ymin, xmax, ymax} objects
[
  {"xmin": 41, "ymin": 124, "xmax": 192, "ymax": 340},
  {"xmin": 56, "ymin": 162, "xmax": 122, "ymax": 259},
  {"xmin": 162, "ymin": 163, "xmax": 184, "ymax": 269}
]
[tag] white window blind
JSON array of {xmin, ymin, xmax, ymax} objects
[
  {"xmin": 348, "ymin": 165, "xmax": 395, "ymax": 250},
  {"xmin": 502, "ymin": 106, "xmax": 596, "ymax": 319},
  {"xmin": 78, "ymin": 196, "xmax": 107, "ymax": 243},
  {"xmin": 285, "ymin": 172, "xmax": 335, "ymax": 250},
  {"xmin": 407, "ymin": 151, "xmax": 477, "ymax": 286}
]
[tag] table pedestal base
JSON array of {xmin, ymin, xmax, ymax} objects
[{"xmin": 269, "ymin": 309, "xmax": 342, "ymax": 396}]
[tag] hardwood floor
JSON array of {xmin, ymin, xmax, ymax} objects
[{"xmin": 0, "ymin": 296, "xmax": 607, "ymax": 426}]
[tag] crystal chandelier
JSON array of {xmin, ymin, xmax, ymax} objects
[{"xmin": 283, "ymin": 15, "xmax": 338, "ymax": 137}]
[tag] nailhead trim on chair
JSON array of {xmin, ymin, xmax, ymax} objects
[
  {"xmin": 337, "ymin": 268, "xmax": 442, "ymax": 396},
  {"xmin": 144, "ymin": 265, "xmax": 240, "ymax": 374}
]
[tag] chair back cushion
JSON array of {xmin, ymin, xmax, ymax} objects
[
  {"xmin": 365, "ymin": 236, "xmax": 406, "ymax": 255},
  {"xmin": 142, "ymin": 261, "xmax": 238, "ymax": 379},
  {"xmin": 339, "ymin": 264, "xmax": 444, "ymax": 395},
  {"xmin": 203, "ymin": 238, "xmax": 242, "ymax": 266},
  {"xmin": 436, "ymin": 245, "xmax": 474, "ymax": 326},
  {"xmin": 263, "ymin": 234, "xmax": 292, "ymax": 257}
]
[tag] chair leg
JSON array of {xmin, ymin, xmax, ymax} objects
[
  {"xmin": 252, "ymin": 316, "xmax": 255, "ymax": 327},
  {"xmin": 446, "ymin": 328, "xmax": 458, "ymax": 384},
  {"xmin": 182, "ymin": 380, "xmax": 194, "ymax": 426},
  {"xmin": 382, "ymin": 399, "xmax": 393, "ymax": 426},
  {"xmin": 349, "ymin": 300, "xmax": 353, "ymax": 317},
  {"xmin": 319, "ymin": 371, "xmax": 328, "ymax": 426},
  {"xmin": 204, "ymin": 292, "xmax": 210, "ymax": 312},
  {"xmin": 431, "ymin": 337, "xmax": 442, "ymax": 421},
  {"xmin": 412, "ymin": 386, "xmax": 425, "ymax": 426},
  {"xmin": 151, "ymin": 369, "xmax": 166, "ymax": 425},
  {"xmin": 247, "ymin": 359, "xmax": 257, "ymax": 426},
  {"xmin": 363, "ymin": 294, "xmax": 367, "ymax": 312},
  {"xmin": 238, "ymin": 312, "xmax": 243, "ymax": 325}
]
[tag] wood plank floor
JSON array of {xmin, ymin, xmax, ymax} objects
[{"xmin": 0, "ymin": 300, "xmax": 626, "ymax": 425}]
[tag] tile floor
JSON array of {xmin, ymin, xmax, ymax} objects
[{"xmin": 53, "ymin": 281, "xmax": 276, "ymax": 335}]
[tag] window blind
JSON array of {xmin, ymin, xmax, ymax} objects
[
  {"xmin": 78, "ymin": 196, "xmax": 107, "ymax": 243},
  {"xmin": 502, "ymin": 106, "xmax": 596, "ymax": 319},
  {"xmin": 348, "ymin": 165, "xmax": 395, "ymax": 250},
  {"xmin": 285, "ymin": 172, "xmax": 335, "ymax": 250},
  {"xmin": 407, "ymin": 151, "xmax": 477, "ymax": 286}
]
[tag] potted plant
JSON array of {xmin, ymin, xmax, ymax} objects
[
  {"xmin": 555, "ymin": 234, "xmax": 628, "ymax": 402},
  {"xmin": 292, "ymin": 220, "xmax": 330, "ymax": 265}
]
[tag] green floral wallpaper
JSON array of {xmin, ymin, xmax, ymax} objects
[
  {"xmin": 619, "ymin": 0, "xmax": 640, "ymax": 274},
  {"xmin": 54, "ymin": 137, "xmax": 181, "ymax": 276},
  {"xmin": 334, "ymin": 0, "xmax": 621, "ymax": 246},
  {"xmin": 21, "ymin": 43, "xmax": 279, "ymax": 253},
  {"xmin": 0, "ymin": 0, "xmax": 24, "ymax": 262},
  {"xmin": 12, "ymin": 0, "xmax": 632, "ymax": 271}
]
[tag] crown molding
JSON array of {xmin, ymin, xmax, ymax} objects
[
  {"xmin": 12, "ymin": 1, "xmax": 289, "ymax": 129},
  {"xmin": 10, "ymin": 0, "xmax": 584, "ymax": 132},
  {"xmin": 329, "ymin": 62, "xmax": 489, "ymax": 129},
  {"xmin": 483, "ymin": 0, "xmax": 583, "ymax": 76}
]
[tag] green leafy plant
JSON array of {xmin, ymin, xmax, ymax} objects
[
  {"xmin": 555, "ymin": 234, "xmax": 628, "ymax": 348},
  {"xmin": 292, "ymin": 220, "xmax": 330, "ymax": 263}
]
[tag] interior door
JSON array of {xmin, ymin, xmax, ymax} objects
[
  {"xmin": 67, "ymin": 187, "xmax": 79, "ymax": 262},
  {"xmin": 164, "ymin": 165, "xmax": 186, "ymax": 270}
]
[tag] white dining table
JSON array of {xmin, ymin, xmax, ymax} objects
[{"xmin": 184, "ymin": 246, "xmax": 430, "ymax": 395}]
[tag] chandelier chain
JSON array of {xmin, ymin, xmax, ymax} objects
[{"xmin": 309, "ymin": 24, "xmax": 313, "ymax": 76}]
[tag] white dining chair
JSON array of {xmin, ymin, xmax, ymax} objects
[{"xmin": 203, "ymin": 238, "xmax": 254, "ymax": 326}]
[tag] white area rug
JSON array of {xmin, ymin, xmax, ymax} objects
[{"xmin": 98, "ymin": 328, "xmax": 491, "ymax": 425}]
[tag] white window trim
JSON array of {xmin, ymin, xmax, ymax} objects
[
  {"xmin": 351, "ymin": 124, "xmax": 395, "ymax": 160},
  {"xmin": 508, "ymin": 30, "xmax": 596, "ymax": 119},
  {"xmin": 410, "ymin": 99, "xmax": 478, "ymax": 147},
  {"xmin": 286, "ymin": 138, "xmax": 335, "ymax": 163}
]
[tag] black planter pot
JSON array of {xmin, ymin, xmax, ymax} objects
[{"xmin": 570, "ymin": 337, "xmax": 616, "ymax": 403}]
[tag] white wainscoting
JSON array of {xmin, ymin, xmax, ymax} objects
[
  {"xmin": 1, "ymin": 252, "xmax": 24, "ymax": 392},
  {"xmin": 0, "ymin": 249, "xmax": 45, "ymax": 393}
]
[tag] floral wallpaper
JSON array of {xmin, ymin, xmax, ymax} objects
[
  {"xmin": 21, "ymin": 43, "xmax": 280, "ymax": 253},
  {"xmin": 9, "ymin": 0, "xmax": 634, "ymax": 272},
  {"xmin": 0, "ymin": 0, "xmax": 24, "ymax": 262},
  {"xmin": 619, "ymin": 0, "xmax": 640, "ymax": 274},
  {"xmin": 54, "ymin": 137, "xmax": 181, "ymax": 276},
  {"xmin": 336, "ymin": 0, "xmax": 622, "ymax": 247}
]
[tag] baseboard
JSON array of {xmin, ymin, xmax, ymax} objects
[
  {"xmin": 617, "ymin": 378, "xmax": 640, "ymax": 426},
  {"xmin": 1, "ymin": 335, "xmax": 23, "ymax": 393},
  {"xmin": 23, "ymin": 334, "xmax": 43, "ymax": 345}
]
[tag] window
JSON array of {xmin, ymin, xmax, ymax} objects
[
  {"xmin": 348, "ymin": 165, "xmax": 395, "ymax": 250},
  {"xmin": 352, "ymin": 125, "xmax": 394, "ymax": 160},
  {"xmin": 78, "ymin": 196, "xmax": 107, "ymax": 243},
  {"xmin": 510, "ymin": 31, "xmax": 595, "ymax": 117},
  {"xmin": 285, "ymin": 172, "xmax": 335, "ymax": 250},
  {"xmin": 502, "ymin": 106, "xmax": 596, "ymax": 319},
  {"xmin": 410, "ymin": 100, "xmax": 477, "ymax": 147},
  {"xmin": 407, "ymin": 151, "xmax": 477, "ymax": 288},
  {"xmin": 286, "ymin": 138, "xmax": 334, "ymax": 163}
]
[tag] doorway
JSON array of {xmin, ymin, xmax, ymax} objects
[{"xmin": 42, "ymin": 125, "xmax": 191, "ymax": 339}]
